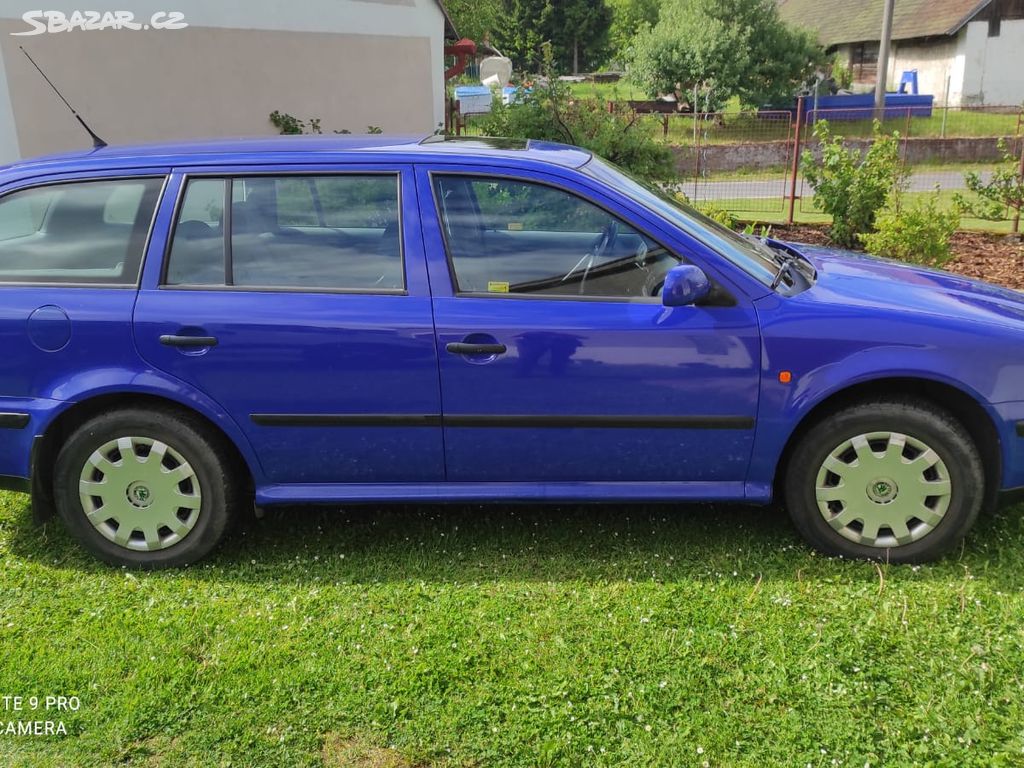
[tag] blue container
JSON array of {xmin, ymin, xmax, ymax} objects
[
  {"xmin": 453, "ymin": 85, "xmax": 492, "ymax": 114},
  {"xmin": 802, "ymin": 92, "xmax": 934, "ymax": 121}
]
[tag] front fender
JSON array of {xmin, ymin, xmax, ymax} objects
[{"xmin": 745, "ymin": 334, "xmax": 1007, "ymax": 498}]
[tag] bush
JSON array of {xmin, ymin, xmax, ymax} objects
[
  {"xmin": 860, "ymin": 190, "xmax": 959, "ymax": 267},
  {"xmin": 476, "ymin": 48, "xmax": 676, "ymax": 181},
  {"xmin": 801, "ymin": 120, "xmax": 907, "ymax": 249},
  {"xmin": 696, "ymin": 202, "xmax": 737, "ymax": 228},
  {"xmin": 953, "ymin": 138, "xmax": 1024, "ymax": 225}
]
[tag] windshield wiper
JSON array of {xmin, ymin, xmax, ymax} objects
[{"xmin": 770, "ymin": 252, "xmax": 801, "ymax": 290}]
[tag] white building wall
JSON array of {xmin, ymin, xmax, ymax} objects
[
  {"xmin": 0, "ymin": 0, "xmax": 447, "ymax": 164},
  {"xmin": 962, "ymin": 18, "xmax": 1024, "ymax": 106},
  {"xmin": 887, "ymin": 35, "xmax": 965, "ymax": 105}
]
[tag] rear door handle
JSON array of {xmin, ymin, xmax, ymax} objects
[
  {"xmin": 446, "ymin": 342, "xmax": 507, "ymax": 356},
  {"xmin": 160, "ymin": 334, "xmax": 219, "ymax": 348}
]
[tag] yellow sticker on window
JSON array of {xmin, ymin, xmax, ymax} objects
[
  {"xmin": 507, "ymin": 222, "xmax": 524, "ymax": 231},
  {"xmin": 487, "ymin": 281, "xmax": 510, "ymax": 293}
]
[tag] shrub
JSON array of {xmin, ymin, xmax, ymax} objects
[
  {"xmin": 801, "ymin": 120, "xmax": 907, "ymax": 249},
  {"xmin": 476, "ymin": 47, "xmax": 676, "ymax": 181},
  {"xmin": 695, "ymin": 202, "xmax": 737, "ymax": 229},
  {"xmin": 953, "ymin": 138, "xmax": 1024, "ymax": 226},
  {"xmin": 860, "ymin": 190, "xmax": 959, "ymax": 268}
]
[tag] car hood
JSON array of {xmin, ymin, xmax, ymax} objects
[{"xmin": 785, "ymin": 241, "xmax": 1024, "ymax": 328}]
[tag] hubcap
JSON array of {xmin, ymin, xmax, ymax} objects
[
  {"xmin": 78, "ymin": 436, "xmax": 202, "ymax": 552},
  {"xmin": 815, "ymin": 431, "xmax": 952, "ymax": 548}
]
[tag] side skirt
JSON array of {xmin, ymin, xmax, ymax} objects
[{"xmin": 256, "ymin": 481, "xmax": 769, "ymax": 506}]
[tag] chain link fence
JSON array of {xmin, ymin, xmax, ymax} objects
[
  {"xmin": 454, "ymin": 97, "xmax": 1023, "ymax": 232},
  {"xmin": 797, "ymin": 105, "xmax": 1023, "ymax": 232}
]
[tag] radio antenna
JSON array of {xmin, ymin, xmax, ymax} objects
[{"xmin": 19, "ymin": 46, "xmax": 107, "ymax": 148}]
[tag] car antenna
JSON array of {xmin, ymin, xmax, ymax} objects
[{"xmin": 19, "ymin": 46, "xmax": 107, "ymax": 149}]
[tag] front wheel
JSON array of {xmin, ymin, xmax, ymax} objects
[
  {"xmin": 784, "ymin": 400, "xmax": 984, "ymax": 563},
  {"xmin": 54, "ymin": 408, "xmax": 238, "ymax": 569}
]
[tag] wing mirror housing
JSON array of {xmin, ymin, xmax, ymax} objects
[{"xmin": 662, "ymin": 264, "xmax": 711, "ymax": 307}]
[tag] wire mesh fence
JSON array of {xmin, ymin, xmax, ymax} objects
[
  {"xmin": 797, "ymin": 105, "xmax": 1023, "ymax": 232},
  {"xmin": 624, "ymin": 108, "xmax": 796, "ymax": 216},
  {"xmin": 453, "ymin": 97, "xmax": 1023, "ymax": 231}
]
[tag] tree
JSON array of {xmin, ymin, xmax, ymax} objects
[
  {"xmin": 628, "ymin": 0, "xmax": 822, "ymax": 111},
  {"xmin": 443, "ymin": 0, "xmax": 501, "ymax": 46},
  {"xmin": 493, "ymin": 0, "xmax": 612, "ymax": 74},
  {"xmin": 606, "ymin": 0, "xmax": 661, "ymax": 64}
]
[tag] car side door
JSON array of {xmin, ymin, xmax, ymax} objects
[
  {"xmin": 416, "ymin": 163, "xmax": 762, "ymax": 494},
  {"xmin": 133, "ymin": 165, "xmax": 445, "ymax": 488}
]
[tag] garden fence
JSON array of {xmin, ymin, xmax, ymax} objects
[{"xmin": 456, "ymin": 99, "xmax": 1024, "ymax": 232}]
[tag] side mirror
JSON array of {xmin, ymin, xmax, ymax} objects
[{"xmin": 662, "ymin": 264, "xmax": 710, "ymax": 307}]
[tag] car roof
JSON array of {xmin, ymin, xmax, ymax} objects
[{"xmin": 0, "ymin": 135, "xmax": 594, "ymax": 180}]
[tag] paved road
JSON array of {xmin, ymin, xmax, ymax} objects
[{"xmin": 691, "ymin": 169, "xmax": 992, "ymax": 201}]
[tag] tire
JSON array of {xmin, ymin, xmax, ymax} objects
[
  {"xmin": 784, "ymin": 399, "xmax": 984, "ymax": 563},
  {"xmin": 54, "ymin": 407, "xmax": 238, "ymax": 569}
]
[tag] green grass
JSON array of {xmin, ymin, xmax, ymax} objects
[
  {"xmin": 566, "ymin": 80, "xmax": 648, "ymax": 102},
  {"xmin": 707, "ymin": 190, "xmax": 1018, "ymax": 234},
  {"xmin": 4, "ymin": 491, "xmax": 1024, "ymax": 766}
]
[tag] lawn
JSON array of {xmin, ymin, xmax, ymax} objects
[
  {"xmin": 706, "ymin": 190, "xmax": 1018, "ymax": 234},
  {"xmin": 3, "ymin": 490, "xmax": 1024, "ymax": 766}
]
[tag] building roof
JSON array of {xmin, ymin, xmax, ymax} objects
[
  {"xmin": 778, "ymin": 0, "xmax": 993, "ymax": 46},
  {"xmin": 0, "ymin": 135, "xmax": 593, "ymax": 179}
]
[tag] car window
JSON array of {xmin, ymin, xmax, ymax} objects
[
  {"xmin": 165, "ymin": 174, "xmax": 404, "ymax": 291},
  {"xmin": 165, "ymin": 179, "xmax": 227, "ymax": 285},
  {"xmin": 581, "ymin": 157, "xmax": 778, "ymax": 286},
  {"xmin": 433, "ymin": 175, "xmax": 680, "ymax": 298},
  {"xmin": 0, "ymin": 178, "xmax": 163, "ymax": 284}
]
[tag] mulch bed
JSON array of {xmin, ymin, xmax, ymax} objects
[{"xmin": 766, "ymin": 223, "xmax": 1024, "ymax": 290}]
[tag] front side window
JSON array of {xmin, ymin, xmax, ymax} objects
[
  {"xmin": 433, "ymin": 175, "xmax": 680, "ymax": 299},
  {"xmin": 581, "ymin": 158, "xmax": 778, "ymax": 286},
  {"xmin": 165, "ymin": 174, "xmax": 403, "ymax": 291},
  {"xmin": 0, "ymin": 177, "xmax": 163, "ymax": 284}
]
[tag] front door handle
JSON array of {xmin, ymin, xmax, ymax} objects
[
  {"xmin": 446, "ymin": 341, "xmax": 507, "ymax": 356},
  {"xmin": 160, "ymin": 334, "xmax": 219, "ymax": 348}
]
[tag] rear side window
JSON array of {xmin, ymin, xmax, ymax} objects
[
  {"xmin": 0, "ymin": 178, "xmax": 163, "ymax": 284},
  {"xmin": 165, "ymin": 174, "xmax": 403, "ymax": 291}
]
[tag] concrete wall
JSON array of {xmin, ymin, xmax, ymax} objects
[
  {"xmin": 673, "ymin": 135, "xmax": 1017, "ymax": 175},
  {"xmin": 0, "ymin": 0, "xmax": 446, "ymax": 164}
]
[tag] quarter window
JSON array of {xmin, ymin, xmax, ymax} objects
[
  {"xmin": 0, "ymin": 178, "xmax": 162, "ymax": 284},
  {"xmin": 433, "ymin": 175, "xmax": 680, "ymax": 298},
  {"xmin": 165, "ymin": 175, "xmax": 403, "ymax": 291}
]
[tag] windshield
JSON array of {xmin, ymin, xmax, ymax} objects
[{"xmin": 581, "ymin": 157, "xmax": 778, "ymax": 286}]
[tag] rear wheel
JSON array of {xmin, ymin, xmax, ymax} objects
[
  {"xmin": 784, "ymin": 400, "xmax": 984, "ymax": 563},
  {"xmin": 54, "ymin": 408, "xmax": 237, "ymax": 569}
]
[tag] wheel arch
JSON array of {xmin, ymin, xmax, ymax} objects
[
  {"xmin": 32, "ymin": 390, "xmax": 258, "ymax": 521},
  {"xmin": 773, "ymin": 376, "xmax": 1001, "ymax": 511}
]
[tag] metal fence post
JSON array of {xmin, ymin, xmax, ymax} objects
[
  {"xmin": 787, "ymin": 96, "xmax": 805, "ymax": 225},
  {"xmin": 1015, "ymin": 137, "xmax": 1023, "ymax": 234},
  {"xmin": 940, "ymin": 75, "xmax": 950, "ymax": 138}
]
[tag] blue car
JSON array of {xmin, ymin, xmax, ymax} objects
[{"xmin": 0, "ymin": 135, "xmax": 1020, "ymax": 568}]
